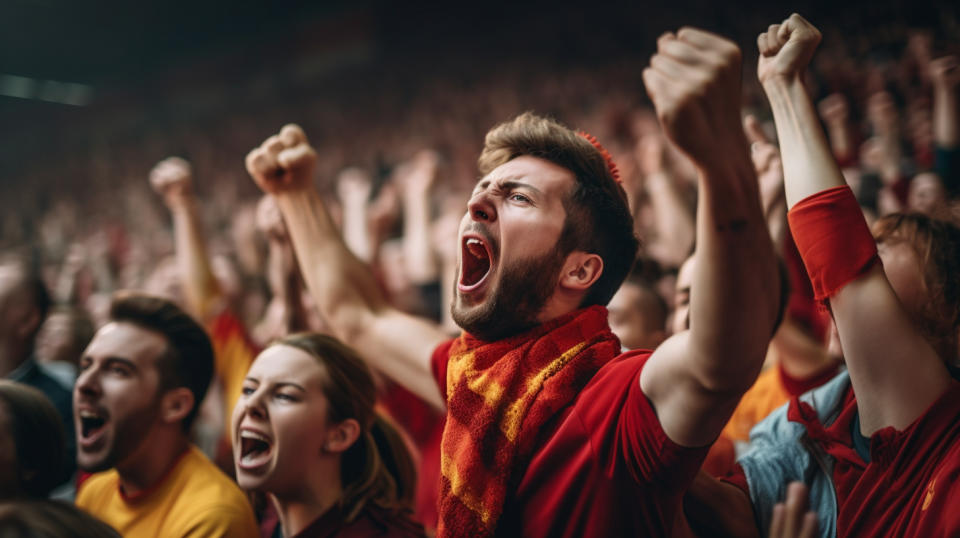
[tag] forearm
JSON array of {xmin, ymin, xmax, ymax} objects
[
  {"xmin": 646, "ymin": 171, "xmax": 695, "ymax": 267},
  {"xmin": 762, "ymin": 77, "xmax": 846, "ymax": 207},
  {"xmin": 274, "ymin": 189, "xmax": 390, "ymax": 341},
  {"xmin": 690, "ymin": 156, "xmax": 780, "ymax": 391},
  {"xmin": 934, "ymin": 86, "xmax": 959, "ymax": 148},
  {"xmin": 170, "ymin": 199, "xmax": 222, "ymax": 320},
  {"xmin": 340, "ymin": 198, "xmax": 374, "ymax": 262},
  {"xmin": 824, "ymin": 120, "xmax": 854, "ymax": 164},
  {"xmin": 401, "ymin": 192, "xmax": 438, "ymax": 284}
]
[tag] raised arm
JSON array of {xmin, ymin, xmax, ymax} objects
[
  {"xmin": 757, "ymin": 14, "xmax": 949, "ymax": 433},
  {"xmin": 639, "ymin": 28, "xmax": 781, "ymax": 447},
  {"xmin": 150, "ymin": 157, "xmax": 223, "ymax": 321},
  {"xmin": 245, "ymin": 125, "xmax": 447, "ymax": 410}
]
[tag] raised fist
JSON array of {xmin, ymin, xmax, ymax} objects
[
  {"xmin": 150, "ymin": 157, "xmax": 193, "ymax": 208},
  {"xmin": 397, "ymin": 149, "xmax": 440, "ymax": 198},
  {"xmin": 336, "ymin": 167, "xmax": 373, "ymax": 207},
  {"xmin": 246, "ymin": 124, "xmax": 317, "ymax": 195},
  {"xmin": 643, "ymin": 28, "xmax": 745, "ymax": 168},
  {"xmin": 818, "ymin": 94, "xmax": 849, "ymax": 126},
  {"xmin": 930, "ymin": 56, "xmax": 960, "ymax": 90},
  {"xmin": 256, "ymin": 195, "xmax": 287, "ymax": 241},
  {"xmin": 757, "ymin": 14, "xmax": 821, "ymax": 84}
]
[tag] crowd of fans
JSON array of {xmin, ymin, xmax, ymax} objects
[{"xmin": 0, "ymin": 4, "xmax": 958, "ymax": 537}]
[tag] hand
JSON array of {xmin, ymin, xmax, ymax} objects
[
  {"xmin": 867, "ymin": 92, "xmax": 899, "ymax": 136},
  {"xmin": 769, "ymin": 482, "xmax": 818, "ymax": 538},
  {"xmin": 818, "ymin": 94, "xmax": 849, "ymax": 126},
  {"xmin": 930, "ymin": 56, "xmax": 960, "ymax": 90},
  {"xmin": 636, "ymin": 133, "xmax": 669, "ymax": 177},
  {"xmin": 336, "ymin": 168, "xmax": 373, "ymax": 207},
  {"xmin": 256, "ymin": 195, "xmax": 287, "ymax": 241},
  {"xmin": 246, "ymin": 124, "xmax": 317, "ymax": 194},
  {"xmin": 744, "ymin": 115, "xmax": 784, "ymax": 213},
  {"xmin": 149, "ymin": 157, "xmax": 193, "ymax": 208},
  {"xmin": 643, "ymin": 27, "xmax": 745, "ymax": 169},
  {"xmin": 397, "ymin": 149, "xmax": 440, "ymax": 198},
  {"xmin": 757, "ymin": 14, "xmax": 822, "ymax": 85}
]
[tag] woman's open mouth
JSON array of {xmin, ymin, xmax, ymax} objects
[{"xmin": 238, "ymin": 429, "xmax": 273, "ymax": 470}]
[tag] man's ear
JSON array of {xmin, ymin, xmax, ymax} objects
[
  {"xmin": 161, "ymin": 387, "xmax": 195, "ymax": 425},
  {"xmin": 323, "ymin": 418, "xmax": 362, "ymax": 454},
  {"xmin": 559, "ymin": 252, "xmax": 604, "ymax": 292}
]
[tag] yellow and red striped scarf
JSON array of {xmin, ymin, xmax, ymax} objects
[{"xmin": 437, "ymin": 306, "xmax": 619, "ymax": 537}]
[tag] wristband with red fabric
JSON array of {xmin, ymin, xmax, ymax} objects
[{"xmin": 787, "ymin": 185, "xmax": 879, "ymax": 308}]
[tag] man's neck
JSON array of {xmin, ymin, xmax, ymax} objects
[{"xmin": 115, "ymin": 432, "xmax": 190, "ymax": 498}]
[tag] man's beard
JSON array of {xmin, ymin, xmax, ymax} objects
[{"xmin": 451, "ymin": 246, "xmax": 567, "ymax": 341}]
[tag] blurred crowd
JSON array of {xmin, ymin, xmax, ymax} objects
[{"xmin": 0, "ymin": 3, "xmax": 958, "ymax": 537}]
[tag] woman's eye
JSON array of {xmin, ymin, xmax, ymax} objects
[
  {"xmin": 275, "ymin": 393, "xmax": 297, "ymax": 402},
  {"xmin": 241, "ymin": 386, "xmax": 255, "ymax": 396}
]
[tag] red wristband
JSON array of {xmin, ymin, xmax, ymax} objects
[{"xmin": 787, "ymin": 186, "xmax": 879, "ymax": 307}]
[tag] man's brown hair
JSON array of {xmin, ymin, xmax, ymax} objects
[
  {"xmin": 108, "ymin": 292, "xmax": 214, "ymax": 432},
  {"xmin": 478, "ymin": 112, "xmax": 639, "ymax": 307}
]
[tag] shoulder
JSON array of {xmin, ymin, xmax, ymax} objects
[{"xmin": 76, "ymin": 470, "xmax": 119, "ymax": 506}]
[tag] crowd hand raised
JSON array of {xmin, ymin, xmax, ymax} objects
[
  {"xmin": 336, "ymin": 167, "xmax": 373, "ymax": 207},
  {"xmin": 149, "ymin": 157, "xmax": 194, "ymax": 209},
  {"xmin": 643, "ymin": 27, "xmax": 747, "ymax": 171},
  {"xmin": 769, "ymin": 482, "xmax": 818, "ymax": 538},
  {"xmin": 744, "ymin": 115, "xmax": 784, "ymax": 213},
  {"xmin": 757, "ymin": 13, "xmax": 822, "ymax": 85},
  {"xmin": 246, "ymin": 124, "xmax": 317, "ymax": 195},
  {"xmin": 818, "ymin": 93, "xmax": 849, "ymax": 126},
  {"xmin": 930, "ymin": 56, "xmax": 960, "ymax": 90},
  {"xmin": 256, "ymin": 194, "xmax": 288, "ymax": 242},
  {"xmin": 397, "ymin": 149, "xmax": 440, "ymax": 198}
]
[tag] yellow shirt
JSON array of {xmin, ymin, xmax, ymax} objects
[{"xmin": 76, "ymin": 445, "xmax": 258, "ymax": 538}]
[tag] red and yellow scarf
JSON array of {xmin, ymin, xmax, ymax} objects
[{"xmin": 436, "ymin": 306, "xmax": 620, "ymax": 537}]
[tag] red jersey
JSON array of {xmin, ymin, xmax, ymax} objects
[
  {"xmin": 800, "ymin": 382, "xmax": 960, "ymax": 537},
  {"xmin": 431, "ymin": 341, "xmax": 709, "ymax": 537},
  {"xmin": 725, "ymin": 382, "xmax": 960, "ymax": 536}
]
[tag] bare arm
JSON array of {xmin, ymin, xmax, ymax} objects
[
  {"xmin": 399, "ymin": 150, "xmax": 441, "ymax": 284},
  {"xmin": 637, "ymin": 134, "xmax": 696, "ymax": 268},
  {"xmin": 246, "ymin": 126, "xmax": 447, "ymax": 410},
  {"xmin": 757, "ymin": 14, "xmax": 949, "ymax": 433},
  {"xmin": 639, "ymin": 28, "xmax": 781, "ymax": 448},
  {"xmin": 931, "ymin": 56, "xmax": 959, "ymax": 149},
  {"xmin": 150, "ymin": 157, "xmax": 223, "ymax": 321}
]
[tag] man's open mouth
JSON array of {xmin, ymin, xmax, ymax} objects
[
  {"xmin": 238, "ymin": 429, "xmax": 273, "ymax": 469},
  {"xmin": 78, "ymin": 409, "xmax": 108, "ymax": 446},
  {"xmin": 460, "ymin": 236, "xmax": 492, "ymax": 289}
]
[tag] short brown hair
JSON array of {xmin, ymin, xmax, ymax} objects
[
  {"xmin": 0, "ymin": 381, "xmax": 65, "ymax": 499},
  {"xmin": 108, "ymin": 292, "xmax": 214, "ymax": 431},
  {"xmin": 478, "ymin": 112, "xmax": 639, "ymax": 306},
  {"xmin": 872, "ymin": 213, "xmax": 960, "ymax": 363}
]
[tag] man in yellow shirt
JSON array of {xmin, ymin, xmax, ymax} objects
[{"xmin": 74, "ymin": 292, "xmax": 257, "ymax": 537}]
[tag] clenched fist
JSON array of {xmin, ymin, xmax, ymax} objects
[
  {"xmin": 246, "ymin": 124, "xmax": 317, "ymax": 194},
  {"xmin": 757, "ymin": 14, "xmax": 821, "ymax": 84},
  {"xmin": 930, "ymin": 56, "xmax": 960, "ymax": 90},
  {"xmin": 643, "ymin": 27, "xmax": 745, "ymax": 169},
  {"xmin": 150, "ymin": 157, "xmax": 193, "ymax": 208}
]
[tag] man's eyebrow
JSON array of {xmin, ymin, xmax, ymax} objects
[
  {"xmin": 498, "ymin": 180, "xmax": 543, "ymax": 196},
  {"xmin": 104, "ymin": 357, "xmax": 138, "ymax": 371}
]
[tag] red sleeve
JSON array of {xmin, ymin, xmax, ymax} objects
[
  {"xmin": 720, "ymin": 463, "xmax": 751, "ymax": 494},
  {"xmin": 582, "ymin": 352, "xmax": 709, "ymax": 486},
  {"xmin": 430, "ymin": 339, "xmax": 455, "ymax": 403}
]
